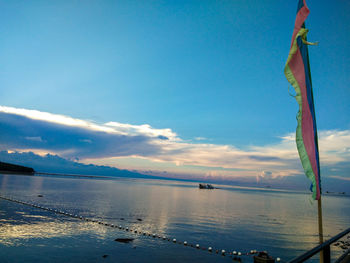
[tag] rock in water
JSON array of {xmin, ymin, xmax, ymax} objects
[{"xmin": 115, "ymin": 238, "xmax": 134, "ymax": 243}]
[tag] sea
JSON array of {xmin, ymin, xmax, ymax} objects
[{"xmin": 0, "ymin": 173, "xmax": 349, "ymax": 263}]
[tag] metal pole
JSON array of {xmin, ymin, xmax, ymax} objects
[
  {"xmin": 318, "ymin": 196, "xmax": 324, "ymax": 263},
  {"xmin": 288, "ymin": 228, "xmax": 350, "ymax": 263}
]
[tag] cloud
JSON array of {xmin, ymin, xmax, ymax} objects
[
  {"xmin": 25, "ymin": 136, "xmax": 44, "ymax": 142},
  {"xmin": 0, "ymin": 106, "xmax": 163, "ymax": 159},
  {"xmin": 194, "ymin": 137, "xmax": 207, "ymax": 141},
  {"xmin": 248, "ymin": 155, "xmax": 281, "ymax": 162},
  {"xmin": 316, "ymin": 130, "xmax": 350, "ymax": 164},
  {"xmin": 0, "ymin": 106, "xmax": 349, "ymax": 183},
  {"xmin": 0, "ymin": 106, "xmax": 115, "ymax": 133},
  {"xmin": 328, "ymin": 176, "xmax": 350, "ymax": 181},
  {"xmin": 105, "ymin": 121, "xmax": 177, "ymax": 141}
]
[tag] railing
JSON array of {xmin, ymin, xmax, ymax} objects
[{"xmin": 288, "ymin": 228, "xmax": 350, "ymax": 263}]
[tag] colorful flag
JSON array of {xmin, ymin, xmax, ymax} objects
[{"xmin": 284, "ymin": 0, "xmax": 321, "ymax": 200}]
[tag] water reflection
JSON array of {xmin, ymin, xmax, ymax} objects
[
  {"xmin": 0, "ymin": 173, "xmax": 349, "ymax": 262},
  {"xmin": 0, "ymin": 204, "xmax": 114, "ymax": 247},
  {"xmin": 1, "ymin": 221, "xmax": 94, "ymax": 246}
]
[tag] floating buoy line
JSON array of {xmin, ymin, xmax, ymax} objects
[{"xmin": 0, "ymin": 194, "xmax": 281, "ymax": 261}]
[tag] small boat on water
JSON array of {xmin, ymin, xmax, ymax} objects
[
  {"xmin": 253, "ymin": 251, "xmax": 275, "ymax": 263},
  {"xmin": 199, "ymin": 183, "xmax": 214, "ymax": 189}
]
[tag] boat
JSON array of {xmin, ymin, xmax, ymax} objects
[
  {"xmin": 253, "ymin": 252, "xmax": 275, "ymax": 263},
  {"xmin": 199, "ymin": 183, "xmax": 214, "ymax": 189}
]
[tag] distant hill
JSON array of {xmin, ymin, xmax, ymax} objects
[
  {"xmin": 0, "ymin": 151, "xmax": 159, "ymax": 179},
  {"xmin": 0, "ymin": 161, "xmax": 35, "ymax": 174}
]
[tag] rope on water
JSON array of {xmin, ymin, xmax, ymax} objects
[{"xmin": 0, "ymin": 194, "xmax": 281, "ymax": 261}]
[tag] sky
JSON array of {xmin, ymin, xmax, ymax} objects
[{"xmin": 0, "ymin": 0, "xmax": 350, "ymax": 191}]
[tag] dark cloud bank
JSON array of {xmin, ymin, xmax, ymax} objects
[
  {"xmin": 0, "ymin": 112, "xmax": 161, "ymax": 159},
  {"xmin": 0, "ymin": 150, "xmax": 165, "ymax": 180}
]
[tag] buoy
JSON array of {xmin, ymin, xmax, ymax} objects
[
  {"xmin": 196, "ymin": 244, "xmax": 200, "ymax": 249},
  {"xmin": 184, "ymin": 241, "xmax": 187, "ymax": 246},
  {"xmin": 208, "ymin": 247, "xmax": 212, "ymax": 252},
  {"xmin": 173, "ymin": 239, "xmax": 176, "ymax": 243}
]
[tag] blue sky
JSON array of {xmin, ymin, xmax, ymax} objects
[{"xmin": 0, "ymin": 0, "xmax": 349, "ymax": 190}]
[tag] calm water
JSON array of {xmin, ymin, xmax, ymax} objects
[{"xmin": 0, "ymin": 173, "xmax": 349, "ymax": 263}]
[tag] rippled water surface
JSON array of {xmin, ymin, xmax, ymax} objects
[{"xmin": 0, "ymin": 174, "xmax": 349, "ymax": 262}]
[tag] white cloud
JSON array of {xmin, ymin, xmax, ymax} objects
[
  {"xmin": 25, "ymin": 136, "xmax": 44, "ymax": 142},
  {"xmin": 194, "ymin": 137, "xmax": 207, "ymax": 141},
  {"xmin": 317, "ymin": 130, "xmax": 350, "ymax": 164},
  {"xmin": 0, "ymin": 105, "xmax": 177, "ymax": 141},
  {"xmin": 0, "ymin": 106, "xmax": 121, "ymax": 134},
  {"xmin": 105, "ymin": 121, "xmax": 178, "ymax": 141}
]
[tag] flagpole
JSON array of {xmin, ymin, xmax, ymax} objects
[
  {"xmin": 318, "ymin": 197, "xmax": 324, "ymax": 263},
  {"xmin": 284, "ymin": 1, "xmax": 324, "ymax": 262}
]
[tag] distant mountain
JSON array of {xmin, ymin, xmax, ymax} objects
[{"xmin": 0, "ymin": 151, "xmax": 158, "ymax": 179}]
